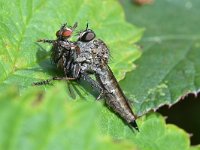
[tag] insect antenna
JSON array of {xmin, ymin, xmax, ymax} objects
[
  {"xmin": 72, "ymin": 22, "xmax": 78, "ymax": 31},
  {"xmin": 61, "ymin": 23, "xmax": 67, "ymax": 30},
  {"xmin": 86, "ymin": 22, "xmax": 89, "ymax": 30}
]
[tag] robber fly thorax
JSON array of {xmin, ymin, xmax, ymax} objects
[{"xmin": 74, "ymin": 24, "xmax": 139, "ymax": 131}]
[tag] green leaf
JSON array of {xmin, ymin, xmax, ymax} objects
[
  {"xmin": 0, "ymin": 0, "xmax": 143, "ymax": 139},
  {"xmin": 0, "ymin": 84, "xmax": 138, "ymax": 150},
  {"xmin": 120, "ymin": 0, "xmax": 200, "ymax": 115},
  {"xmin": 190, "ymin": 145, "xmax": 200, "ymax": 150},
  {"xmin": 0, "ymin": 83, "xmax": 193, "ymax": 150},
  {"xmin": 99, "ymin": 102, "xmax": 192, "ymax": 150},
  {"xmin": 0, "ymin": 0, "xmax": 198, "ymax": 149},
  {"xmin": 132, "ymin": 113, "xmax": 190, "ymax": 150},
  {"xmin": 0, "ymin": 0, "xmax": 142, "ymax": 149},
  {"xmin": 0, "ymin": 0, "xmax": 143, "ymax": 93},
  {"xmin": 0, "ymin": 0, "xmax": 144, "ymax": 138}
]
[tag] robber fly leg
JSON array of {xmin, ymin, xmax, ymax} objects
[
  {"xmin": 52, "ymin": 76, "xmax": 76, "ymax": 80},
  {"xmin": 96, "ymin": 90, "xmax": 105, "ymax": 100},
  {"xmin": 32, "ymin": 78, "xmax": 54, "ymax": 86},
  {"xmin": 32, "ymin": 76, "xmax": 76, "ymax": 86},
  {"xmin": 80, "ymin": 73, "xmax": 105, "ymax": 100},
  {"xmin": 37, "ymin": 39, "xmax": 57, "ymax": 44}
]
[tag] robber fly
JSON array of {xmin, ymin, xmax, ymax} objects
[
  {"xmin": 74, "ymin": 24, "xmax": 139, "ymax": 131},
  {"xmin": 34, "ymin": 23, "xmax": 139, "ymax": 131}
]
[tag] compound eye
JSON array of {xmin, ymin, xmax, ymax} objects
[
  {"xmin": 62, "ymin": 29, "xmax": 72, "ymax": 37},
  {"xmin": 80, "ymin": 30, "xmax": 95, "ymax": 42},
  {"xmin": 56, "ymin": 29, "xmax": 72, "ymax": 38}
]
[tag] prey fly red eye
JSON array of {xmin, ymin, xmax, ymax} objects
[
  {"xmin": 56, "ymin": 28, "xmax": 72, "ymax": 38},
  {"xmin": 56, "ymin": 22, "xmax": 78, "ymax": 39},
  {"xmin": 62, "ymin": 29, "xmax": 73, "ymax": 37}
]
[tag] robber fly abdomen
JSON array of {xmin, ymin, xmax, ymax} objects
[{"xmin": 96, "ymin": 65, "xmax": 138, "ymax": 130}]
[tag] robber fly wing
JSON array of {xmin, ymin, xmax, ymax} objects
[
  {"xmin": 104, "ymin": 64, "xmax": 133, "ymax": 109},
  {"xmin": 102, "ymin": 65, "xmax": 126, "ymax": 97}
]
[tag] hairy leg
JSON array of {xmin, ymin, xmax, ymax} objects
[
  {"xmin": 80, "ymin": 73, "xmax": 106, "ymax": 100},
  {"xmin": 32, "ymin": 76, "xmax": 76, "ymax": 86},
  {"xmin": 37, "ymin": 39, "xmax": 57, "ymax": 44}
]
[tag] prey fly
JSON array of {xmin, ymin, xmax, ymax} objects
[{"xmin": 33, "ymin": 22, "xmax": 79, "ymax": 85}]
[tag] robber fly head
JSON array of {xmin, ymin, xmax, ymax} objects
[
  {"xmin": 77, "ymin": 23, "xmax": 96, "ymax": 42},
  {"xmin": 56, "ymin": 22, "xmax": 78, "ymax": 40}
]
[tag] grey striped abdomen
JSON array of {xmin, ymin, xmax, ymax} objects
[{"xmin": 96, "ymin": 66, "xmax": 136, "ymax": 124}]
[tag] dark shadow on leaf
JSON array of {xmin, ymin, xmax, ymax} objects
[{"xmin": 34, "ymin": 42, "xmax": 58, "ymax": 76}]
